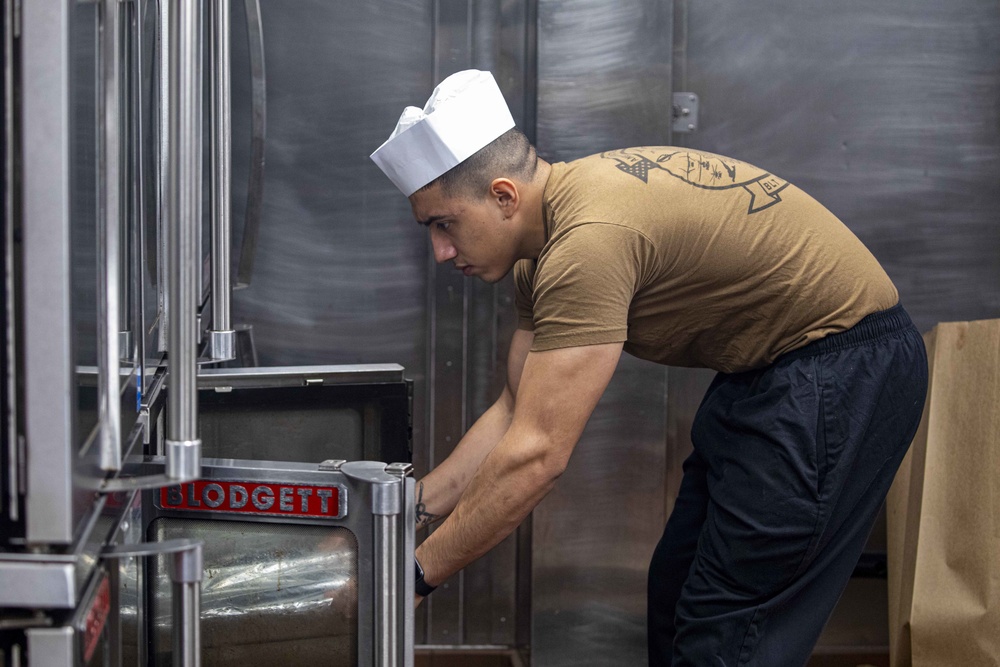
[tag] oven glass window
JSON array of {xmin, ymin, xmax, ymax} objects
[{"xmin": 150, "ymin": 518, "xmax": 358, "ymax": 666}]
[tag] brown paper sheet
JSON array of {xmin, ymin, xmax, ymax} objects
[{"xmin": 887, "ymin": 319, "xmax": 1000, "ymax": 666}]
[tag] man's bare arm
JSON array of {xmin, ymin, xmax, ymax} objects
[
  {"xmin": 415, "ymin": 341, "xmax": 623, "ymax": 586},
  {"xmin": 414, "ymin": 328, "xmax": 534, "ymax": 528}
]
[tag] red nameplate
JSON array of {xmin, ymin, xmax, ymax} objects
[
  {"xmin": 159, "ymin": 480, "xmax": 342, "ymax": 518},
  {"xmin": 83, "ymin": 576, "xmax": 111, "ymax": 663}
]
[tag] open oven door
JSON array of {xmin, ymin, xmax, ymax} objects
[{"xmin": 136, "ymin": 457, "xmax": 414, "ymax": 667}]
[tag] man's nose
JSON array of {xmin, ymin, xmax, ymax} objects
[{"xmin": 430, "ymin": 229, "xmax": 457, "ymax": 263}]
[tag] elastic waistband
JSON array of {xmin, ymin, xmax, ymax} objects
[{"xmin": 781, "ymin": 303, "xmax": 915, "ymax": 362}]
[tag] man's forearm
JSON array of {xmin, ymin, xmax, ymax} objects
[
  {"xmin": 414, "ymin": 341, "xmax": 623, "ymax": 592},
  {"xmin": 415, "ymin": 389, "xmax": 515, "ymax": 528},
  {"xmin": 416, "ymin": 424, "xmax": 564, "ymax": 586}
]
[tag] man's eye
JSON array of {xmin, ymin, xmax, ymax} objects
[{"xmin": 436, "ymin": 222, "xmax": 451, "ymax": 231}]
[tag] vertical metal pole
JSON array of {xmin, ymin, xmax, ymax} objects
[
  {"xmin": 130, "ymin": 0, "xmax": 147, "ymax": 400},
  {"xmin": 97, "ymin": 0, "xmax": 123, "ymax": 471},
  {"xmin": 165, "ymin": 0, "xmax": 201, "ymax": 478},
  {"xmin": 156, "ymin": 0, "xmax": 170, "ymax": 353},
  {"xmin": 3, "ymin": 0, "xmax": 20, "ymax": 522},
  {"xmin": 386, "ymin": 463, "xmax": 415, "ymax": 667},
  {"xmin": 118, "ymin": 0, "xmax": 133, "ymax": 364},
  {"xmin": 171, "ymin": 543, "xmax": 203, "ymax": 667},
  {"xmin": 374, "ymin": 512, "xmax": 399, "ymax": 667},
  {"xmin": 207, "ymin": 0, "xmax": 234, "ymax": 361},
  {"xmin": 172, "ymin": 580, "xmax": 201, "ymax": 667}
]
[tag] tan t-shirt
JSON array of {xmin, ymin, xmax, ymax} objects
[{"xmin": 514, "ymin": 147, "xmax": 899, "ymax": 373}]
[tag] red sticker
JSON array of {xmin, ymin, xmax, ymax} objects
[
  {"xmin": 83, "ymin": 576, "xmax": 111, "ymax": 663},
  {"xmin": 159, "ymin": 480, "xmax": 342, "ymax": 518}
]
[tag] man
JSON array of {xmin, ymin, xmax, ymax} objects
[{"xmin": 371, "ymin": 70, "xmax": 927, "ymax": 666}]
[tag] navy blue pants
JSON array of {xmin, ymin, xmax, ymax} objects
[{"xmin": 647, "ymin": 304, "xmax": 928, "ymax": 666}]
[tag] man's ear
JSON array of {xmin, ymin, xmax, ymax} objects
[{"xmin": 490, "ymin": 178, "xmax": 519, "ymax": 217}]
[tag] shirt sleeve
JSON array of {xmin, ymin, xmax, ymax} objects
[
  {"xmin": 528, "ymin": 222, "xmax": 651, "ymax": 352},
  {"xmin": 513, "ymin": 259, "xmax": 537, "ymax": 331}
]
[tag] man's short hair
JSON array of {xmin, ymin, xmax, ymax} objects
[{"xmin": 417, "ymin": 128, "xmax": 537, "ymax": 199}]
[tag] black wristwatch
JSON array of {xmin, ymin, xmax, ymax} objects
[{"xmin": 414, "ymin": 556, "xmax": 437, "ymax": 597}]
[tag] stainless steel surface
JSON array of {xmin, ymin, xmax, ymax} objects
[
  {"xmin": 0, "ymin": 561, "xmax": 77, "ymax": 607},
  {"xmin": 227, "ymin": 0, "xmax": 430, "ymax": 373},
  {"xmin": 97, "ymin": 0, "xmax": 124, "ymax": 471},
  {"xmin": 3, "ymin": 0, "xmax": 18, "ymax": 524},
  {"xmin": 22, "ymin": 0, "xmax": 80, "ymax": 544},
  {"xmin": 208, "ymin": 0, "xmax": 234, "ymax": 361},
  {"xmin": 172, "ymin": 581, "xmax": 200, "ymax": 667},
  {"xmin": 128, "ymin": 0, "xmax": 150, "ymax": 388},
  {"xmin": 173, "ymin": 580, "xmax": 201, "ymax": 667},
  {"xmin": 156, "ymin": 0, "xmax": 170, "ymax": 352},
  {"xmin": 678, "ymin": 0, "xmax": 1000, "ymax": 333},
  {"xmin": 118, "ymin": 329, "xmax": 133, "ymax": 359},
  {"xmin": 25, "ymin": 627, "xmax": 75, "ymax": 666},
  {"xmin": 533, "ymin": 2, "xmax": 674, "ymax": 665},
  {"xmin": 228, "ymin": 12, "xmax": 442, "ymax": 645},
  {"xmin": 404, "ymin": 477, "xmax": 416, "ymax": 667},
  {"xmin": 425, "ymin": 0, "xmax": 473, "ymax": 643},
  {"xmin": 164, "ymin": 0, "xmax": 201, "ymax": 466},
  {"xmin": 166, "ymin": 438, "xmax": 201, "ymax": 480},
  {"xmin": 206, "ymin": 329, "xmax": 235, "ymax": 362},
  {"xmin": 233, "ymin": 0, "xmax": 265, "ymax": 290},
  {"xmin": 390, "ymin": 470, "xmax": 417, "ymax": 667},
  {"xmin": 193, "ymin": 367, "xmax": 412, "ymax": 472},
  {"xmin": 537, "ymin": 0, "xmax": 673, "ymax": 156},
  {"xmin": 422, "ymin": 1, "xmax": 536, "ymax": 648},
  {"xmin": 375, "ymin": 514, "xmax": 400, "ymax": 667},
  {"xmin": 196, "ymin": 362, "xmax": 405, "ymax": 387},
  {"xmin": 340, "ymin": 460, "xmax": 412, "ymax": 665}
]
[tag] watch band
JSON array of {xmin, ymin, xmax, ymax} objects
[{"xmin": 414, "ymin": 556, "xmax": 437, "ymax": 597}]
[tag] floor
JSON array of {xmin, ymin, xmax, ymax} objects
[{"xmin": 414, "ymin": 649, "xmax": 889, "ymax": 667}]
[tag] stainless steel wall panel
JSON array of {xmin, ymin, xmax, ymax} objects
[
  {"xmin": 228, "ymin": 4, "xmax": 435, "ymax": 638},
  {"xmin": 679, "ymin": 0, "xmax": 1000, "ymax": 333},
  {"xmin": 537, "ymin": 0, "xmax": 674, "ymax": 160},
  {"xmin": 461, "ymin": 276, "xmax": 520, "ymax": 648},
  {"xmin": 424, "ymin": 1, "xmax": 536, "ymax": 649},
  {"xmin": 424, "ymin": 0, "xmax": 473, "ymax": 642},
  {"xmin": 532, "ymin": 359, "xmax": 669, "ymax": 667},
  {"xmin": 534, "ymin": 2, "xmax": 673, "ymax": 664},
  {"xmin": 663, "ymin": 367, "xmax": 713, "ymax": 520},
  {"xmin": 229, "ymin": 0, "xmax": 433, "ymax": 370}
]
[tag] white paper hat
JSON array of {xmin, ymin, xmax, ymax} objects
[{"xmin": 370, "ymin": 70, "xmax": 516, "ymax": 196}]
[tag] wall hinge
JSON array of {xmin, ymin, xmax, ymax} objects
[{"xmin": 672, "ymin": 92, "xmax": 700, "ymax": 133}]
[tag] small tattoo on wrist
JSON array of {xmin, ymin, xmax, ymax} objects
[{"xmin": 415, "ymin": 482, "xmax": 441, "ymax": 527}]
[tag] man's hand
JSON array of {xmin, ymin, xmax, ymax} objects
[{"xmin": 415, "ymin": 340, "xmax": 623, "ymax": 589}]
